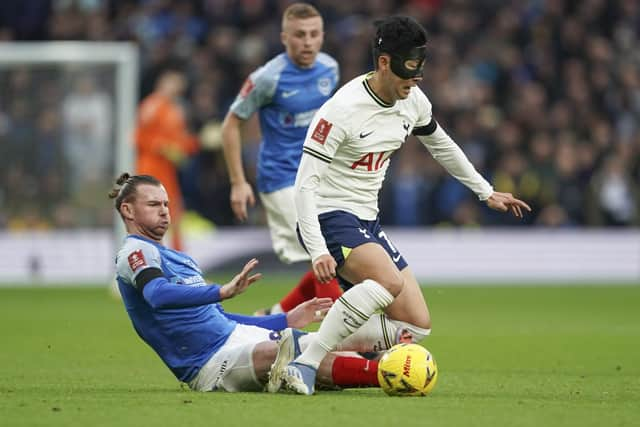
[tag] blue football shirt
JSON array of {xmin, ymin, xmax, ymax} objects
[
  {"xmin": 115, "ymin": 235, "xmax": 287, "ymax": 382},
  {"xmin": 230, "ymin": 52, "xmax": 339, "ymax": 193}
]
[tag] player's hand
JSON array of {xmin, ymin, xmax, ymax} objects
[
  {"xmin": 312, "ymin": 254, "xmax": 337, "ymax": 284},
  {"xmin": 285, "ymin": 297, "xmax": 333, "ymax": 328},
  {"xmin": 219, "ymin": 258, "xmax": 262, "ymax": 300},
  {"xmin": 230, "ymin": 182, "xmax": 255, "ymax": 222},
  {"xmin": 485, "ymin": 191, "xmax": 532, "ymax": 218}
]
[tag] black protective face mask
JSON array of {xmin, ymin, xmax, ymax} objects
[{"xmin": 388, "ymin": 45, "xmax": 427, "ymax": 80}]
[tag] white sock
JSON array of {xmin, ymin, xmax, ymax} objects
[
  {"xmin": 295, "ymin": 279, "xmax": 394, "ymax": 369},
  {"xmin": 334, "ymin": 314, "xmax": 432, "ymax": 352},
  {"xmin": 334, "ymin": 313, "xmax": 397, "ymax": 352},
  {"xmin": 300, "ymin": 317, "xmax": 431, "ymax": 353}
]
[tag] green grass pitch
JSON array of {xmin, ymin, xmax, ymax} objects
[{"xmin": 1, "ymin": 278, "xmax": 639, "ymax": 427}]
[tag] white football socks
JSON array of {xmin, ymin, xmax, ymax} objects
[
  {"xmin": 333, "ymin": 314, "xmax": 432, "ymax": 352},
  {"xmin": 300, "ymin": 315, "xmax": 431, "ymax": 353},
  {"xmin": 295, "ymin": 279, "xmax": 394, "ymax": 369}
]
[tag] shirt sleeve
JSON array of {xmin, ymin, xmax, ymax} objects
[
  {"xmin": 409, "ymin": 87, "xmax": 438, "ymax": 137},
  {"xmin": 228, "ymin": 65, "xmax": 277, "ymax": 120},
  {"xmin": 295, "ymin": 105, "xmax": 349, "ymax": 260},
  {"xmin": 142, "ymin": 277, "xmax": 223, "ymax": 309},
  {"xmin": 116, "ymin": 239, "xmax": 163, "ymax": 290},
  {"xmin": 116, "ymin": 238, "xmax": 224, "ymax": 308},
  {"xmin": 407, "ymin": 87, "xmax": 493, "ymax": 200}
]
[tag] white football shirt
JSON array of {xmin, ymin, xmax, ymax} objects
[{"xmin": 295, "ymin": 73, "xmax": 493, "ymax": 260}]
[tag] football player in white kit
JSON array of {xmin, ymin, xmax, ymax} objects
[{"xmin": 273, "ymin": 15, "xmax": 531, "ymax": 395}]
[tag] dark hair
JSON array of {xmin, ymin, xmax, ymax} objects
[
  {"xmin": 108, "ymin": 172, "xmax": 162, "ymax": 215},
  {"xmin": 372, "ymin": 16, "xmax": 428, "ymax": 66}
]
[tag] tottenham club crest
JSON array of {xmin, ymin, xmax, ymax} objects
[{"xmin": 317, "ymin": 77, "xmax": 332, "ymax": 96}]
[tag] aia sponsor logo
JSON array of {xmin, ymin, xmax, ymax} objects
[
  {"xmin": 127, "ymin": 250, "xmax": 146, "ymax": 272},
  {"xmin": 350, "ymin": 151, "xmax": 389, "ymax": 171},
  {"xmin": 311, "ymin": 118, "xmax": 332, "ymax": 144},
  {"xmin": 239, "ymin": 78, "xmax": 254, "ymax": 97}
]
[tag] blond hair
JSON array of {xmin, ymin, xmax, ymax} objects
[{"xmin": 281, "ymin": 2, "xmax": 321, "ymax": 28}]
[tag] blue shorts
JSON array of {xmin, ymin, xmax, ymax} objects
[{"xmin": 298, "ymin": 210, "xmax": 407, "ymax": 290}]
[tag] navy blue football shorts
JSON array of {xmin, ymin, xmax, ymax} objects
[{"xmin": 297, "ymin": 210, "xmax": 407, "ymax": 291}]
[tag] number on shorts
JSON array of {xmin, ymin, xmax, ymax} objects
[{"xmin": 377, "ymin": 231, "xmax": 398, "ymax": 253}]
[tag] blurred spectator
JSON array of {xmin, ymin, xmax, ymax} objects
[
  {"xmin": 62, "ymin": 73, "xmax": 112, "ymax": 189},
  {"xmin": 0, "ymin": 0, "xmax": 639, "ymax": 229},
  {"xmin": 589, "ymin": 153, "xmax": 638, "ymax": 226},
  {"xmin": 135, "ymin": 65, "xmax": 198, "ymax": 250}
]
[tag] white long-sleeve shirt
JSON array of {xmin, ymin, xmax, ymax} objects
[{"xmin": 294, "ymin": 73, "xmax": 493, "ymax": 260}]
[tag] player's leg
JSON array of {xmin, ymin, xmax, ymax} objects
[
  {"xmin": 294, "ymin": 243, "xmax": 407, "ymax": 357},
  {"xmin": 185, "ymin": 325, "xmax": 379, "ymax": 393},
  {"xmin": 266, "ymin": 328, "xmax": 306, "ymax": 392},
  {"xmin": 252, "ymin": 340, "xmax": 280, "ymax": 384},
  {"xmin": 281, "ymin": 215, "xmax": 430, "ymax": 394},
  {"xmin": 316, "ymin": 353, "xmax": 379, "ymax": 389},
  {"xmin": 280, "ymin": 269, "xmax": 342, "ymax": 309},
  {"xmin": 251, "ymin": 339, "xmax": 381, "ymax": 391},
  {"xmin": 334, "ymin": 312, "xmax": 419, "ymax": 352},
  {"xmin": 341, "ymin": 223, "xmax": 431, "ymax": 331},
  {"xmin": 188, "ymin": 325, "xmax": 278, "ymax": 392},
  {"xmin": 266, "ymin": 328, "xmax": 379, "ymax": 392},
  {"xmin": 277, "ymin": 270, "xmax": 318, "ymax": 312},
  {"xmin": 195, "ymin": 327, "xmax": 370, "ymax": 393},
  {"xmin": 283, "ymin": 244, "xmax": 399, "ymax": 393},
  {"xmin": 259, "ymin": 187, "xmax": 315, "ymax": 265},
  {"xmin": 383, "ymin": 266, "xmax": 431, "ymax": 332},
  {"xmin": 258, "ymin": 188, "xmax": 341, "ymax": 314}
]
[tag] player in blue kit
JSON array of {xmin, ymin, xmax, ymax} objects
[
  {"xmin": 221, "ymin": 2, "xmax": 343, "ymax": 315},
  {"xmin": 110, "ymin": 172, "xmax": 390, "ymax": 392}
]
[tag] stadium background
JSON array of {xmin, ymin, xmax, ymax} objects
[
  {"xmin": 1, "ymin": 0, "xmax": 639, "ymax": 284},
  {"xmin": 1, "ymin": 0, "xmax": 638, "ymax": 230}
]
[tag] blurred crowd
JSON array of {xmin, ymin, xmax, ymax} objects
[{"xmin": 0, "ymin": 0, "xmax": 638, "ymax": 229}]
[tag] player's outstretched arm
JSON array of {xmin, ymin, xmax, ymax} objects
[
  {"xmin": 286, "ymin": 297, "xmax": 333, "ymax": 329},
  {"xmin": 417, "ymin": 122, "xmax": 530, "ymax": 219},
  {"xmin": 219, "ymin": 258, "xmax": 262, "ymax": 300},
  {"xmin": 485, "ymin": 191, "xmax": 532, "ymax": 219}
]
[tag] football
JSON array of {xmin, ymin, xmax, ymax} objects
[{"xmin": 377, "ymin": 343, "xmax": 438, "ymax": 396}]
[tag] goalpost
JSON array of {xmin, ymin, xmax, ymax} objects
[{"xmin": 0, "ymin": 42, "xmax": 138, "ymax": 284}]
